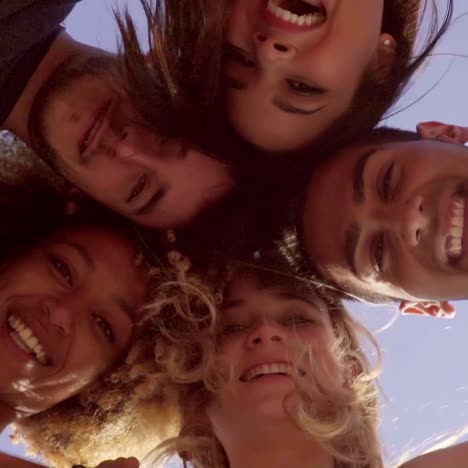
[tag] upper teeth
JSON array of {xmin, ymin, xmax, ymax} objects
[
  {"xmin": 83, "ymin": 115, "xmax": 104, "ymax": 150},
  {"xmin": 447, "ymin": 196, "xmax": 465, "ymax": 258},
  {"xmin": 243, "ymin": 362, "xmax": 293, "ymax": 382},
  {"xmin": 267, "ymin": 0, "xmax": 326, "ymax": 26},
  {"xmin": 8, "ymin": 315, "xmax": 48, "ymax": 364}
]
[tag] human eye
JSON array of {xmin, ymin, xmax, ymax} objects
[
  {"xmin": 93, "ymin": 314, "xmax": 115, "ymax": 343},
  {"xmin": 286, "ymin": 79, "xmax": 324, "ymax": 96},
  {"xmin": 224, "ymin": 44, "xmax": 256, "ymax": 68},
  {"xmin": 380, "ymin": 162, "xmax": 395, "ymax": 201},
  {"xmin": 221, "ymin": 323, "xmax": 247, "ymax": 336},
  {"xmin": 370, "ymin": 232, "xmax": 386, "ymax": 277},
  {"xmin": 283, "ymin": 312, "xmax": 315, "ymax": 328},
  {"xmin": 47, "ymin": 254, "xmax": 74, "ymax": 287}
]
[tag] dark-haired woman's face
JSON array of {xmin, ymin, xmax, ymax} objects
[
  {"xmin": 207, "ymin": 275, "xmax": 339, "ymax": 435},
  {"xmin": 0, "ymin": 226, "xmax": 148, "ymax": 415},
  {"xmin": 224, "ymin": 0, "xmax": 389, "ymax": 151}
]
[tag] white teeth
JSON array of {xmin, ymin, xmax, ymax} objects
[
  {"xmin": 450, "ymin": 227, "xmax": 463, "ymax": 238},
  {"xmin": 452, "ymin": 216, "xmax": 464, "ymax": 227},
  {"xmin": 7, "ymin": 314, "xmax": 48, "ymax": 364},
  {"xmin": 267, "ymin": 0, "xmax": 326, "ymax": 27},
  {"xmin": 447, "ymin": 197, "xmax": 466, "ymax": 259},
  {"xmin": 83, "ymin": 116, "xmax": 104, "ymax": 150},
  {"xmin": 244, "ymin": 363, "xmax": 293, "ymax": 381}
]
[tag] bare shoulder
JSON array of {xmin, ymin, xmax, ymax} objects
[
  {"xmin": 399, "ymin": 442, "xmax": 468, "ymax": 468},
  {"xmin": 0, "ymin": 452, "xmax": 44, "ymax": 468}
]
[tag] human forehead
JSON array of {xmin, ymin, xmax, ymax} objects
[
  {"xmin": 47, "ymin": 226, "xmax": 146, "ymax": 278},
  {"xmin": 222, "ymin": 275, "xmax": 324, "ymax": 316}
]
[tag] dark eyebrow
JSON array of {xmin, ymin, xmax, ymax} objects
[
  {"xmin": 272, "ymin": 291, "xmax": 320, "ymax": 307},
  {"xmin": 64, "ymin": 241, "xmax": 94, "ymax": 270},
  {"xmin": 225, "ymin": 75, "xmax": 248, "ymax": 91},
  {"xmin": 113, "ymin": 295, "xmax": 137, "ymax": 324},
  {"xmin": 273, "ymin": 97, "xmax": 326, "ymax": 115},
  {"xmin": 344, "ymin": 223, "xmax": 361, "ymax": 279},
  {"xmin": 353, "ymin": 148, "xmax": 378, "ymax": 204},
  {"xmin": 222, "ymin": 298, "xmax": 245, "ymax": 309}
]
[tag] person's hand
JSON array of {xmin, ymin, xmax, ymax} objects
[{"xmin": 93, "ymin": 457, "xmax": 140, "ymax": 468}]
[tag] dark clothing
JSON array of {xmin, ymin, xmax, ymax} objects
[{"xmin": 0, "ymin": 0, "xmax": 80, "ymax": 124}]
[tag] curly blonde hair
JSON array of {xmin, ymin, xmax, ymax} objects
[
  {"xmin": 12, "ymin": 244, "xmax": 196, "ymax": 467},
  {"xmin": 143, "ymin": 257, "xmax": 384, "ymax": 468}
]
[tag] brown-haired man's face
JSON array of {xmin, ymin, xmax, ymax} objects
[
  {"xmin": 29, "ymin": 57, "xmax": 234, "ymax": 229},
  {"xmin": 302, "ymin": 135, "xmax": 468, "ymax": 303}
]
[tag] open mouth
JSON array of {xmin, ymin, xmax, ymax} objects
[
  {"xmin": 266, "ymin": 0, "xmax": 327, "ymax": 26},
  {"xmin": 240, "ymin": 362, "xmax": 294, "ymax": 382},
  {"xmin": 7, "ymin": 314, "xmax": 50, "ymax": 365},
  {"xmin": 445, "ymin": 193, "xmax": 466, "ymax": 264}
]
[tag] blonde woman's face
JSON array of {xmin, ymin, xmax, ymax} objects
[
  {"xmin": 224, "ymin": 0, "xmax": 386, "ymax": 151},
  {"xmin": 207, "ymin": 275, "xmax": 339, "ymax": 432},
  {"xmin": 0, "ymin": 227, "xmax": 148, "ymax": 415}
]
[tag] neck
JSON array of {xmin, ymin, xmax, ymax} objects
[
  {"xmin": 0, "ymin": 400, "xmax": 17, "ymax": 435},
  {"xmin": 218, "ymin": 418, "xmax": 334, "ymax": 468},
  {"xmin": 3, "ymin": 31, "xmax": 104, "ymax": 145}
]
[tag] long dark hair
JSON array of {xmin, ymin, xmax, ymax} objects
[{"xmin": 115, "ymin": 0, "xmax": 453, "ymax": 158}]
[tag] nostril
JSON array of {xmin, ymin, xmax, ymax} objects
[
  {"xmin": 416, "ymin": 229, "xmax": 421, "ymax": 242},
  {"xmin": 274, "ymin": 43, "xmax": 288, "ymax": 52},
  {"xmin": 256, "ymin": 34, "xmax": 267, "ymax": 42}
]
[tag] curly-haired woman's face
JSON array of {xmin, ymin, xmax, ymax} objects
[
  {"xmin": 0, "ymin": 226, "xmax": 148, "ymax": 415},
  {"xmin": 207, "ymin": 275, "xmax": 339, "ymax": 435},
  {"xmin": 224, "ymin": 0, "xmax": 390, "ymax": 151}
]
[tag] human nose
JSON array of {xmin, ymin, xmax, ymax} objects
[
  {"xmin": 401, "ymin": 195, "xmax": 429, "ymax": 247},
  {"xmin": 254, "ymin": 33, "xmax": 296, "ymax": 63},
  {"xmin": 113, "ymin": 127, "xmax": 151, "ymax": 165},
  {"xmin": 246, "ymin": 321, "xmax": 284, "ymax": 348},
  {"xmin": 43, "ymin": 298, "xmax": 74, "ymax": 336}
]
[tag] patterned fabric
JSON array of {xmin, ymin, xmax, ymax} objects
[{"xmin": 0, "ymin": 130, "xmax": 64, "ymax": 188}]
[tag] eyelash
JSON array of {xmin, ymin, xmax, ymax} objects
[
  {"xmin": 283, "ymin": 313, "xmax": 315, "ymax": 327},
  {"xmin": 48, "ymin": 255, "xmax": 73, "ymax": 287},
  {"xmin": 221, "ymin": 323, "xmax": 247, "ymax": 336},
  {"xmin": 93, "ymin": 314, "xmax": 115, "ymax": 343},
  {"xmin": 381, "ymin": 162, "xmax": 395, "ymax": 201},
  {"xmin": 224, "ymin": 45, "xmax": 256, "ymax": 68},
  {"xmin": 371, "ymin": 233, "xmax": 386, "ymax": 276}
]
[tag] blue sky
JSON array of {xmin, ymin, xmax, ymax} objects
[{"xmin": 2, "ymin": 0, "xmax": 468, "ymax": 465}]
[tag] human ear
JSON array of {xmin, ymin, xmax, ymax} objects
[
  {"xmin": 417, "ymin": 121, "xmax": 468, "ymax": 144},
  {"xmin": 372, "ymin": 33, "xmax": 397, "ymax": 83},
  {"xmin": 399, "ymin": 300, "xmax": 456, "ymax": 319}
]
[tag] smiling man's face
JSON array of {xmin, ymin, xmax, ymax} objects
[
  {"xmin": 29, "ymin": 56, "xmax": 234, "ymax": 229},
  {"xmin": 302, "ymin": 133, "xmax": 468, "ymax": 302}
]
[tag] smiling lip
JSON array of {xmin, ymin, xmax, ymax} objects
[
  {"xmin": 1, "ymin": 313, "xmax": 51, "ymax": 366},
  {"xmin": 78, "ymin": 100, "xmax": 112, "ymax": 156},
  {"xmin": 240, "ymin": 361, "xmax": 293, "ymax": 382},
  {"xmin": 437, "ymin": 189, "xmax": 468, "ymax": 267},
  {"xmin": 260, "ymin": 0, "xmax": 328, "ymax": 33}
]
